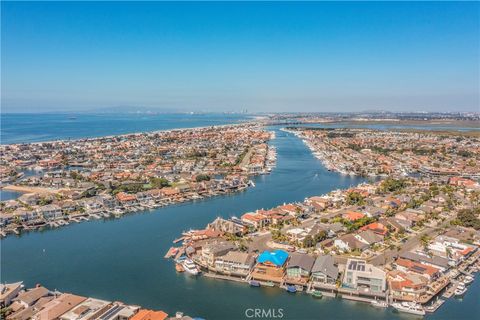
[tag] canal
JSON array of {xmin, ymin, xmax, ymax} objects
[{"xmin": 1, "ymin": 128, "xmax": 477, "ymax": 319}]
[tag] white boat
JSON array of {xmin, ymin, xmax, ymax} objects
[
  {"xmin": 182, "ymin": 259, "xmax": 199, "ymax": 275},
  {"xmin": 455, "ymin": 284, "xmax": 467, "ymax": 296},
  {"xmin": 463, "ymin": 275, "xmax": 474, "ymax": 284},
  {"xmin": 371, "ymin": 300, "xmax": 388, "ymax": 308},
  {"xmin": 392, "ymin": 302, "xmax": 425, "ymax": 316}
]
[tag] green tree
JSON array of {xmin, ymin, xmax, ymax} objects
[
  {"xmin": 457, "ymin": 207, "xmax": 480, "ymax": 230},
  {"xmin": 149, "ymin": 177, "xmax": 171, "ymax": 188},
  {"xmin": 314, "ymin": 230, "xmax": 327, "ymax": 243},
  {"xmin": 195, "ymin": 174, "xmax": 211, "ymax": 182},
  {"xmin": 346, "ymin": 192, "xmax": 365, "ymax": 205},
  {"xmin": 302, "ymin": 235, "xmax": 315, "ymax": 248},
  {"xmin": 379, "ymin": 178, "xmax": 407, "ymax": 193}
]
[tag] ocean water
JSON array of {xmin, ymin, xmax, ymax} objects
[{"xmin": 0, "ymin": 113, "xmax": 252, "ymax": 144}]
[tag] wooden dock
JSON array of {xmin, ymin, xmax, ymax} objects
[
  {"xmin": 164, "ymin": 247, "xmax": 178, "ymax": 259},
  {"xmin": 425, "ymin": 298, "xmax": 446, "ymax": 313},
  {"xmin": 442, "ymin": 282, "xmax": 458, "ymax": 299},
  {"xmin": 203, "ymin": 272, "xmax": 246, "ymax": 284},
  {"xmin": 173, "ymin": 236, "xmax": 185, "ymax": 244}
]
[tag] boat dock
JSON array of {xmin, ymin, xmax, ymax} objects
[
  {"xmin": 425, "ymin": 298, "xmax": 446, "ymax": 313},
  {"xmin": 203, "ymin": 272, "xmax": 246, "ymax": 284},
  {"xmin": 164, "ymin": 247, "xmax": 179, "ymax": 259},
  {"xmin": 173, "ymin": 236, "xmax": 185, "ymax": 244},
  {"xmin": 174, "ymin": 248, "xmax": 185, "ymax": 261},
  {"xmin": 443, "ymin": 281, "xmax": 460, "ymax": 299}
]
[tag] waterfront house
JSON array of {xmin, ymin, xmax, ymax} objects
[
  {"xmin": 285, "ymin": 253, "xmax": 315, "ymax": 284},
  {"xmin": 115, "ymin": 192, "xmax": 137, "ymax": 205},
  {"xmin": 251, "ymin": 250, "xmax": 289, "ymax": 283},
  {"xmin": 100, "ymin": 194, "xmax": 117, "ymax": 209},
  {"xmin": 129, "ymin": 309, "xmax": 168, "ymax": 320},
  {"xmin": 190, "ymin": 229, "xmax": 223, "ymax": 241},
  {"xmin": 13, "ymin": 286, "xmax": 49, "ymax": 308},
  {"xmin": 201, "ymin": 242, "xmax": 235, "ymax": 267},
  {"xmin": 81, "ymin": 197, "xmax": 103, "ymax": 212},
  {"xmin": 7, "ymin": 297, "xmax": 55, "ymax": 320},
  {"xmin": 311, "ymin": 255, "xmax": 338, "ymax": 286},
  {"xmin": 207, "ymin": 217, "xmax": 247, "ymax": 236},
  {"xmin": 277, "ymin": 204, "xmax": 300, "ymax": 216},
  {"xmin": 342, "ymin": 259, "xmax": 386, "ymax": 293},
  {"xmin": 214, "ymin": 251, "xmax": 255, "ymax": 277},
  {"xmin": 388, "ymin": 270, "xmax": 428, "ymax": 302},
  {"xmin": 60, "ymin": 201, "xmax": 78, "ymax": 214},
  {"xmin": 12, "ymin": 208, "xmax": 37, "ymax": 222},
  {"xmin": 135, "ymin": 192, "xmax": 153, "ymax": 203},
  {"xmin": 0, "ymin": 213, "xmax": 14, "ymax": 227},
  {"xmin": 241, "ymin": 212, "xmax": 269, "ymax": 229},
  {"xmin": 0, "ymin": 282, "xmax": 24, "ymax": 307},
  {"xmin": 32, "ymin": 293, "xmax": 87, "ymax": 320},
  {"xmin": 94, "ymin": 302, "xmax": 139, "ymax": 320},
  {"xmin": 59, "ymin": 298, "xmax": 111, "ymax": 320},
  {"xmin": 160, "ymin": 187, "xmax": 180, "ymax": 198},
  {"xmin": 37, "ymin": 205, "xmax": 63, "ymax": 221},
  {"xmin": 145, "ymin": 189, "xmax": 163, "ymax": 200}
]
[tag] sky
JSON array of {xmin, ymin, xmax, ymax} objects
[{"xmin": 1, "ymin": 1, "xmax": 479, "ymax": 113}]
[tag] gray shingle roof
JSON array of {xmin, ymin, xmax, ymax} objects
[
  {"xmin": 311, "ymin": 255, "xmax": 339, "ymax": 279},
  {"xmin": 287, "ymin": 253, "xmax": 315, "ymax": 272}
]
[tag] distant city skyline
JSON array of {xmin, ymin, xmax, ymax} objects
[{"xmin": 1, "ymin": 1, "xmax": 479, "ymax": 113}]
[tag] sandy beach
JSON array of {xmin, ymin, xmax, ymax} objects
[{"xmin": 1, "ymin": 185, "xmax": 64, "ymax": 195}]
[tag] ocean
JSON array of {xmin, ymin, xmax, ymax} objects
[{"xmin": 0, "ymin": 113, "xmax": 253, "ymax": 144}]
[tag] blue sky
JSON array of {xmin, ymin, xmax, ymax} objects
[{"xmin": 1, "ymin": 1, "xmax": 479, "ymax": 113}]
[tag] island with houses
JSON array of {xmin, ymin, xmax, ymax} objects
[{"xmin": 0, "ymin": 124, "xmax": 276, "ymax": 237}]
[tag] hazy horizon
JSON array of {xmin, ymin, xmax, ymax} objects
[
  {"xmin": 2, "ymin": 106, "xmax": 479, "ymax": 115},
  {"xmin": 2, "ymin": 2, "xmax": 479, "ymax": 113}
]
